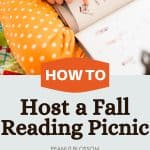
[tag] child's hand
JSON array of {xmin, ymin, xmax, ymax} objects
[
  {"xmin": 83, "ymin": 0, "xmax": 88, "ymax": 5},
  {"xmin": 46, "ymin": 0, "xmax": 73, "ymax": 5},
  {"xmin": 46, "ymin": 0, "xmax": 88, "ymax": 5}
]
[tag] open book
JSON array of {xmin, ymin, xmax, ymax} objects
[{"xmin": 54, "ymin": 0, "xmax": 150, "ymax": 75}]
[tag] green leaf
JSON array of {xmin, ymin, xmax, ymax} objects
[{"xmin": 0, "ymin": 31, "xmax": 8, "ymax": 46}]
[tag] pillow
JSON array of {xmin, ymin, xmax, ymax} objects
[{"xmin": 0, "ymin": 0, "xmax": 85, "ymax": 74}]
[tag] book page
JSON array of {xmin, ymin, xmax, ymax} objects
[
  {"xmin": 54, "ymin": 4, "xmax": 79, "ymax": 33},
  {"xmin": 76, "ymin": 0, "xmax": 150, "ymax": 74},
  {"xmin": 67, "ymin": 0, "xmax": 133, "ymax": 31}
]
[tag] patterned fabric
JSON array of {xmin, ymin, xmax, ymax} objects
[
  {"xmin": 0, "ymin": 46, "xmax": 25, "ymax": 74},
  {"xmin": 0, "ymin": 23, "xmax": 25, "ymax": 75},
  {"xmin": 0, "ymin": 0, "xmax": 85, "ymax": 75},
  {"xmin": 0, "ymin": 46, "xmax": 11, "ymax": 65}
]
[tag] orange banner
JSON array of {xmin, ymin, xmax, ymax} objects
[{"xmin": 41, "ymin": 58, "xmax": 109, "ymax": 92}]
